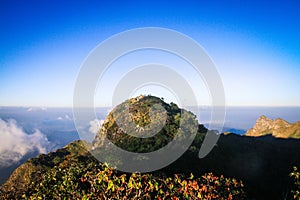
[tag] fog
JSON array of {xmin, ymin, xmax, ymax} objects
[{"xmin": 0, "ymin": 118, "xmax": 50, "ymax": 167}]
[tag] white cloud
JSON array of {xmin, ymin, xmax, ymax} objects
[
  {"xmin": 0, "ymin": 118, "xmax": 50, "ymax": 167},
  {"xmin": 57, "ymin": 114, "xmax": 72, "ymax": 121},
  {"xmin": 89, "ymin": 119, "xmax": 104, "ymax": 135},
  {"xmin": 27, "ymin": 107, "xmax": 47, "ymax": 112}
]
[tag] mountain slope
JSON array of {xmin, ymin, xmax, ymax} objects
[
  {"xmin": 0, "ymin": 138, "xmax": 246, "ymax": 199},
  {"xmin": 197, "ymin": 134, "xmax": 300, "ymax": 200},
  {"xmin": 1, "ymin": 96, "xmax": 300, "ymax": 199},
  {"xmin": 0, "ymin": 140, "xmax": 97, "ymax": 198},
  {"xmin": 0, "ymin": 95, "xmax": 246, "ymax": 199},
  {"xmin": 246, "ymin": 115, "xmax": 300, "ymax": 138}
]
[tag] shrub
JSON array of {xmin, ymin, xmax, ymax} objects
[
  {"xmin": 23, "ymin": 162, "xmax": 246, "ymax": 200},
  {"xmin": 290, "ymin": 166, "xmax": 300, "ymax": 200}
]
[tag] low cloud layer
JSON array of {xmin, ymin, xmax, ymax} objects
[
  {"xmin": 89, "ymin": 119, "xmax": 104, "ymax": 135},
  {"xmin": 0, "ymin": 118, "xmax": 50, "ymax": 167}
]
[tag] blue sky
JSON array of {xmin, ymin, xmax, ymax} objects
[{"xmin": 1, "ymin": 0, "xmax": 300, "ymax": 107}]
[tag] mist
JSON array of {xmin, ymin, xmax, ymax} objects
[{"xmin": 0, "ymin": 118, "xmax": 50, "ymax": 167}]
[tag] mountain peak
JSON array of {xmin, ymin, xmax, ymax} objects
[
  {"xmin": 246, "ymin": 115, "xmax": 300, "ymax": 138},
  {"xmin": 92, "ymin": 95, "xmax": 206, "ymax": 153}
]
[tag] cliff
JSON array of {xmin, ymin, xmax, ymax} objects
[{"xmin": 246, "ymin": 115, "xmax": 300, "ymax": 138}]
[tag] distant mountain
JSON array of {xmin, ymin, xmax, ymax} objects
[
  {"xmin": 246, "ymin": 115, "xmax": 300, "ymax": 138},
  {"xmin": 222, "ymin": 127, "xmax": 246, "ymax": 135}
]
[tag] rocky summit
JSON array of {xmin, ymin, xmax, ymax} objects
[
  {"xmin": 246, "ymin": 115, "xmax": 300, "ymax": 138},
  {"xmin": 93, "ymin": 95, "xmax": 207, "ymax": 153}
]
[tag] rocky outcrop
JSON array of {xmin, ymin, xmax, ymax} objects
[
  {"xmin": 93, "ymin": 95, "xmax": 206, "ymax": 153},
  {"xmin": 246, "ymin": 115, "xmax": 300, "ymax": 138}
]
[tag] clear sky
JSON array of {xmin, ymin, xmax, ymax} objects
[{"xmin": 1, "ymin": 0, "xmax": 300, "ymax": 107}]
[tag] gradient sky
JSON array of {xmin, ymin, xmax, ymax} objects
[{"xmin": 1, "ymin": 0, "xmax": 300, "ymax": 107}]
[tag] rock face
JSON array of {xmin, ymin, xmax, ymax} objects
[{"xmin": 246, "ymin": 115, "xmax": 300, "ymax": 138}]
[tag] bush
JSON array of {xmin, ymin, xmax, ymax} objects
[
  {"xmin": 23, "ymin": 162, "xmax": 246, "ymax": 200},
  {"xmin": 290, "ymin": 166, "xmax": 300, "ymax": 200}
]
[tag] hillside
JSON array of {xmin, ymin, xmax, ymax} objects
[
  {"xmin": 1, "ymin": 96, "xmax": 300, "ymax": 199},
  {"xmin": 246, "ymin": 115, "xmax": 300, "ymax": 138},
  {"xmin": 0, "ymin": 96, "xmax": 246, "ymax": 199},
  {"xmin": 197, "ymin": 134, "xmax": 300, "ymax": 200},
  {"xmin": 0, "ymin": 140, "xmax": 96, "ymax": 197}
]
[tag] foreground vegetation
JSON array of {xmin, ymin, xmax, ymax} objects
[
  {"xmin": 1, "ymin": 140, "xmax": 298, "ymax": 199},
  {"xmin": 290, "ymin": 166, "xmax": 300, "ymax": 200},
  {"xmin": 0, "ymin": 141, "xmax": 246, "ymax": 200},
  {"xmin": 23, "ymin": 164, "xmax": 246, "ymax": 199}
]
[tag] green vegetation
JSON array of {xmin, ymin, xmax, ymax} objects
[
  {"xmin": 0, "ymin": 141, "xmax": 246, "ymax": 200},
  {"xmin": 93, "ymin": 95, "xmax": 204, "ymax": 153},
  {"xmin": 290, "ymin": 166, "xmax": 300, "ymax": 200}
]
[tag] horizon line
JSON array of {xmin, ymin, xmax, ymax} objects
[{"xmin": 1, "ymin": 105, "xmax": 300, "ymax": 108}]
